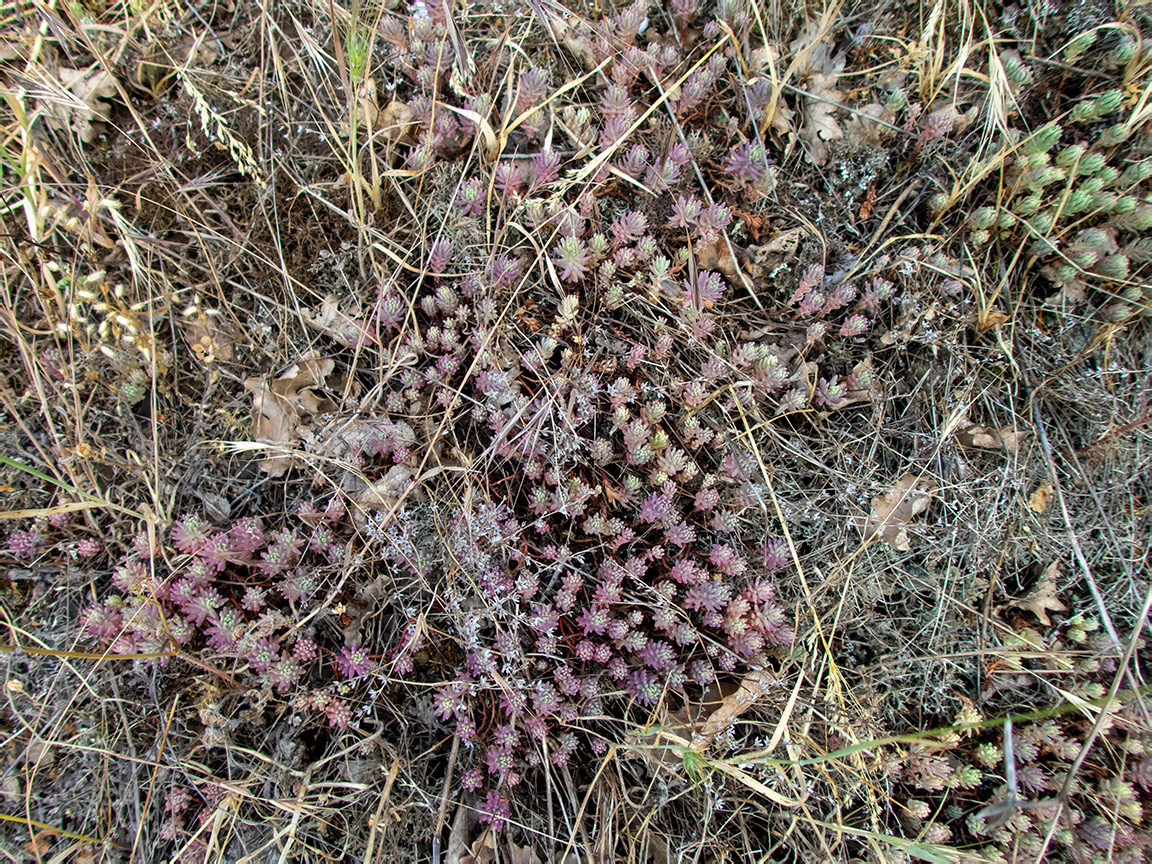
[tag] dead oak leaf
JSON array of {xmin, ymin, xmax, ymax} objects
[
  {"xmin": 52, "ymin": 68, "xmax": 116, "ymax": 143},
  {"xmin": 860, "ymin": 474, "xmax": 937, "ymax": 552},
  {"xmin": 244, "ymin": 356, "xmax": 336, "ymax": 477},
  {"xmin": 304, "ymin": 295, "xmax": 378, "ymax": 348},
  {"xmin": 957, "ymin": 424, "xmax": 1029, "ymax": 455},
  {"xmin": 798, "ymin": 73, "xmax": 844, "ymax": 166},
  {"xmin": 183, "ymin": 314, "xmax": 237, "ymax": 364},
  {"xmin": 1008, "ymin": 561, "xmax": 1067, "ymax": 626},
  {"xmin": 1029, "ymin": 482, "xmax": 1054, "ymax": 514}
]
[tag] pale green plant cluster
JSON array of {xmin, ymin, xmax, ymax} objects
[{"xmin": 935, "ymin": 28, "xmax": 1151, "ymax": 318}]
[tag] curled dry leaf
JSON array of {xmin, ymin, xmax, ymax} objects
[
  {"xmin": 957, "ymin": 424, "xmax": 1029, "ymax": 455},
  {"xmin": 304, "ymin": 296, "xmax": 378, "ymax": 348},
  {"xmin": 1029, "ymin": 482, "xmax": 1054, "ymax": 514},
  {"xmin": 1008, "ymin": 562, "xmax": 1067, "ymax": 626},
  {"xmin": 244, "ymin": 356, "xmax": 336, "ymax": 477},
  {"xmin": 798, "ymin": 73, "xmax": 844, "ymax": 166},
  {"xmin": 378, "ymin": 99, "xmax": 417, "ymax": 144},
  {"xmin": 51, "ymin": 68, "xmax": 117, "ymax": 143},
  {"xmin": 183, "ymin": 314, "xmax": 237, "ymax": 364},
  {"xmin": 860, "ymin": 473, "xmax": 937, "ymax": 551},
  {"xmin": 628, "ymin": 670, "xmax": 777, "ymax": 772}
]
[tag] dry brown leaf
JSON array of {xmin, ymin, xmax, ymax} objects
[
  {"xmin": 460, "ymin": 829, "xmax": 496, "ymax": 864},
  {"xmin": 957, "ymin": 424, "xmax": 1029, "ymax": 454},
  {"xmin": 183, "ymin": 314, "xmax": 237, "ymax": 364},
  {"xmin": 1009, "ymin": 562, "xmax": 1067, "ymax": 626},
  {"xmin": 355, "ymin": 465, "xmax": 414, "ymax": 508},
  {"xmin": 304, "ymin": 296, "xmax": 378, "ymax": 348},
  {"xmin": 691, "ymin": 670, "xmax": 776, "ymax": 750},
  {"xmin": 244, "ymin": 357, "xmax": 335, "ymax": 477},
  {"xmin": 798, "ymin": 73, "xmax": 843, "ymax": 165},
  {"xmin": 862, "ymin": 474, "xmax": 937, "ymax": 551},
  {"xmin": 1029, "ymin": 482, "xmax": 1054, "ymax": 514},
  {"xmin": 53, "ymin": 68, "xmax": 116, "ymax": 142},
  {"xmin": 842, "ymin": 102, "xmax": 888, "ymax": 151}
]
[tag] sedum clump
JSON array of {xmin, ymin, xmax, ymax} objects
[{"xmin": 945, "ymin": 34, "xmax": 1152, "ymax": 319}]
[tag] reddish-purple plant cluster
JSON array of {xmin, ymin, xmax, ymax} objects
[
  {"xmin": 20, "ymin": 0, "xmax": 924, "ymax": 840},
  {"xmin": 78, "ymin": 505, "xmax": 355, "ymax": 715}
]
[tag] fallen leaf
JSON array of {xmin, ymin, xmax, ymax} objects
[
  {"xmin": 52, "ymin": 68, "xmax": 117, "ymax": 142},
  {"xmin": 957, "ymin": 425, "xmax": 1029, "ymax": 454},
  {"xmin": 798, "ymin": 73, "xmax": 844, "ymax": 165},
  {"xmin": 1029, "ymin": 482, "xmax": 1054, "ymax": 514},
  {"xmin": 861, "ymin": 474, "xmax": 937, "ymax": 551},
  {"xmin": 244, "ymin": 356, "xmax": 336, "ymax": 476},
  {"xmin": 304, "ymin": 295, "xmax": 378, "ymax": 348},
  {"xmin": 842, "ymin": 102, "xmax": 888, "ymax": 151},
  {"xmin": 183, "ymin": 314, "xmax": 237, "ymax": 364},
  {"xmin": 1009, "ymin": 561, "xmax": 1067, "ymax": 626},
  {"xmin": 378, "ymin": 99, "xmax": 416, "ymax": 144},
  {"xmin": 354, "ymin": 465, "xmax": 414, "ymax": 508}
]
